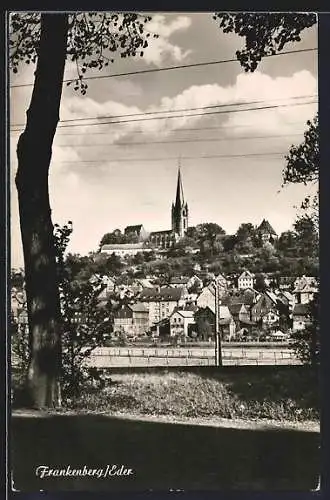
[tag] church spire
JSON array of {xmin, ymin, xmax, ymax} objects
[
  {"xmin": 174, "ymin": 162, "xmax": 184, "ymax": 209},
  {"xmin": 171, "ymin": 160, "xmax": 189, "ymax": 238}
]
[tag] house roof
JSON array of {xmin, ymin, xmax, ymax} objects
[
  {"xmin": 238, "ymin": 270, "xmax": 254, "ymax": 279},
  {"xmin": 228, "ymin": 303, "xmax": 244, "ymax": 315},
  {"xmin": 171, "ymin": 309, "xmax": 195, "ymax": 319},
  {"xmin": 128, "ymin": 302, "xmax": 149, "ymax": 313},
  {"xmin": 280, "ymin": 291, "xmax": 295, "ymax": 301},
  {"xmin": 137, "ymin": 278, "xmax": 154, "ymax": 288},
  {"xmin": 139, "ymin": 286, "xmax": 185, "ymax": 302},
  {"xmin": 258, "ymin": 219, "xmax": 277, "ymax": 235},
  {"xmin": 170, "ymin": 276, "xmax": 190, "ymax": 284}
]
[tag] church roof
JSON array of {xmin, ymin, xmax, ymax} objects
[
  {"xmin": 258, "ymin": 219, "xmax": 277, "ymax": 235},
  {"xmin": 124, "ymin": 224, "xmax": 144, "ymax": 234}
]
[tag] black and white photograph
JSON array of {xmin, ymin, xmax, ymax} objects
[{"xmin": 9, "ymin": 11, "xmax": 320, "ymax": 492}]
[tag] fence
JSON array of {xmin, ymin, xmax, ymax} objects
[{"xmin": 86, "ymin": 346, "xmax": 300, "ymax": 368}]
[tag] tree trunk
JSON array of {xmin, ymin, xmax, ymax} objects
[{"xmin": 15, "ymin": 14, "xmax": 69, "ymax": 408}]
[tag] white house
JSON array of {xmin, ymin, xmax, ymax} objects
[
  {"xmin": 238, "ymin": 270, "xmax": 255, "ymax": 290},
  {"xmin": 169, "ymin": 309, "xmax": 195, "ymax": 337},
  {"xmin": 139, "ymin": 286, "xmax": 188, "ymax": 325}
]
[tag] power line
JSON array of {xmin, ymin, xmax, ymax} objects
[
  {"xmin": 52, "ymin": 132, "xmax": 303, "ymax": 148},
  {"xmin": 10, "ymin": 99, "xmax": 317, "ymax": 131},
  {"xmin": 10, "ymin": 47, "xmax": 317, "ymax": 89},
  {"xmin": 9, "ymin": 119, "xmax": 310, "ymax": 137},
  {"xmin": 10, "ymin": 94, "xmax": 316, "ymax": 129},
  {"xmin": 53, "ymin": 151, "xmax": 286, "ymax": 164}
]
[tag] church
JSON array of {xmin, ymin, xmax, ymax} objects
[
  {"xmin": 149, "ymin": 165, "xmax": 189, "ymax": 249},
  {"xmin": 101, "ymin": 165, "xmax": 190, "ymax": 256}
]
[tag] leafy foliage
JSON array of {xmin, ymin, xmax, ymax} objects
[
  {"xmin": 54, "ymin": 223, "xmax": 113, "ymax": 398},
  {"xmin": 283, "ymin": 115, "xmax": 319, "ymax": 233},
  {"xmin": 9, "ymin": 12, "xmax": 158, "ymax": 93},
  {"xmin": 291, "ymin": 293, "xmax": 320, "ymax": 367},
  {"xmin": 213, "ymin": 13, "xmax": 317, "ymax": 72},
  {"xmin": 283, "ymin": 115, "xmax": 319, "ymax": 186}
]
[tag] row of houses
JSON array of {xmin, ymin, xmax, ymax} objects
[
  {"xmin": 112, "ymin": 274, "xmax": 318, "ymax": 340},
  {"xmin": 11, "ymin": 272, "xmax": 318, "ymax": 341}
]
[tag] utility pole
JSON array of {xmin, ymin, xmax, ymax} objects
[{"xmin": 214, "ymin": 281, "xmax": 222, "ymax": 367}]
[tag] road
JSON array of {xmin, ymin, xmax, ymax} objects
[{"xmin": 86, "ymin": 345, "xmax": 299, "ymax": 367}]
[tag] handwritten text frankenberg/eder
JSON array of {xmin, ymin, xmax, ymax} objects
[{"xmin": 36, "ymin": 464, "xmax": 134, "ymax": 479}]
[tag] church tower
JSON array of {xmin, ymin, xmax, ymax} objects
[{"xmin": 171, "ymin": 164, "xmax": 189, "ymax": 238}]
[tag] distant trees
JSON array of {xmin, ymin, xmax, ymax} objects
[{"xmin": 99, "ymin": 229, "xmax": 140, "ymax": 247}]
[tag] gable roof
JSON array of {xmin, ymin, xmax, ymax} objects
[
  {"xmin": 258, "ymin": 219, "xmax": 277, "ymax": 235},
  {"xmin": 238, "ymin": 270, "xmax": 254, "ymax": 279},
  {"xmin": 171, "ymin": 309, "xmax": 195, "ymax": 319}
]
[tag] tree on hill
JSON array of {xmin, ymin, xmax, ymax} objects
[
  {"xmin": 196, "ymin": 223, "xmax": 226, "ymax": 256},
  {"xmin": 277, "ymin": 231, "xmax": 297, "ymax": 256},
  {"xmin": 294, "ymin": 217, "xmax": 319, "ymax": 259},
  {"xmin": 10, "ymin": 12, "xmax": 158, "ymax": 408},
  {"xmin": 235, "ymin": 223, "xmax": 257, "ymax": 253}
]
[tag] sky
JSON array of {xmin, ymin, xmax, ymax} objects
[{"xmin": 9, "ymin": 12, "xmax": 318, "ymax": 268}]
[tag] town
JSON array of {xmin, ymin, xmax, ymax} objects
[{"xmin": 11, "ymin": 167, "xmax": 318, "ymax": 349}]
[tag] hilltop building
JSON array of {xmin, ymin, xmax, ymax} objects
[{"xmin": 257, "ymin": 219, "xmax": 278, "ymax": 244}]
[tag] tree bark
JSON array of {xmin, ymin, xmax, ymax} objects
[{"xmin": 15, "ymin": 13, "xmax": 69, "ymax": 408}]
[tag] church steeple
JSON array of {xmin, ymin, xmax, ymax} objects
[
  {"xmin": 174, "ymin": 164, "xmax": 185, "ymax": 209},
  {"xmin": 171, "ymin": 162, "xmax": 189, "ymax": 238}
]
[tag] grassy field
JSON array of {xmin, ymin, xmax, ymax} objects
[{"xmin": 69, "ymin": 366, "xmax": 319, "ymax": 422}]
